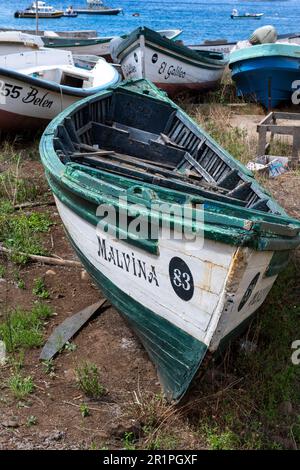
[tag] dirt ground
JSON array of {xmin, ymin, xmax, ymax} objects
[{"xmin": 0, "ymin": 108, "xmax": 300, "ymax": 450}]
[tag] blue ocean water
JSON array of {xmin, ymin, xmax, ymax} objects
[{"xmin": 1, "ymin": 0, "xmax": 299, "ymax": 44}]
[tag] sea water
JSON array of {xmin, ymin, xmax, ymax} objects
[{"xmin": 1, "ymin": 0, "xmax": 299, "ymax": 44}]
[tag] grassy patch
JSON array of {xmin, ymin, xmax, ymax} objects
[
  {"xmin": 26, "ymin": 415, "xmax": 38, "ymax": 427},
  {"xmin": 32, "ymin": 277, "xmax": 50, "ymax": 299},
  {"xmin": 76, "ymin": 362, "xmax": 106, "ymax": 399},
  {"xmin": 0, "ymin": 171, "xmax": 39, "ymax": 205},
  {"xmin": 8, "ymin": 374, "xmax": 35, "ymax": 399},
  {"xmin": 186, "ymin": 260, "xmax": 300, "ymax": 450},
  {"xmin": 0, "ymin": 211, "xmax": 52, "ymax": 264},
  {"xmin": 0, "ymin": 303, "xmax": 53, "ymax": 352},
  {"xmin": 0, "ymin": 264, "xmax": 5, "ymax": 278},
  {"xmin": 80, "ymin": 403, "xmax": 90, "ymax": 418}
]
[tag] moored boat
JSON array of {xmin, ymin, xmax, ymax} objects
[
  {"xmin": 75, "ymin": 0, "xmax": 122, "ymax": 15},
  {"xmin": 231, "ymin": 9, "xmax": 263, "ymax": 20},
  {"xmin": 63, "ymin": 6, "xmax": 78, "ymax": 17},
  {"xmin": 15, "ymin": 1, "xmax": 64, "ymax": 18},
  {"xmin": 114, "ymin": 27, "xmax": 227, "ymax": 95},
  {"xmin": 0, "ymin": 50, "xmax": 119, "ymax": 131},
  {"xmin": 40, "ymin": 79, "xmax": 300, "ymax": 401},
  {"xmin": 229, "ymin": 43, "xmax": 300, "ymax": 108}
]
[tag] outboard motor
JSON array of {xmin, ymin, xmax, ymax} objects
[
  {"xmin": 249, "ymin": 25, "xmax": 278, "ymax": 45},
  {"xmin": 109, "ymin": 36, "xmax": 124, "ymax": 64}
]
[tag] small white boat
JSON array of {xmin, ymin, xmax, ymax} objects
[
  {"xmin": 114, "ymin": 27, "xmax": 227, "ymax": 95},
  {"xmin": 15, "ymin": 1, "xmax": 64, "ymax": 19},
  {"xmin": 230, "ymin": 9, "xmax": 264, "ymax": 20},
  {"xmin": 0, "ymin": 50, "xmax": 120, "ymax": 132},
  {"xmin": 75, "ymin": 0, "xmax": 122, "ymax": 16}
]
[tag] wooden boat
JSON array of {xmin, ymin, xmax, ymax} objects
[
  {"xmin": 188, "ymin": 31, "xmax": 300, "ymax": 56},
  {"xmin": 42, "ymin": 29, "xmax": 182, "ymax": 58},
  {"xmin": 0, "ymin": 28, "xmax": 181, "ymax": 59},
  {"xmin": 39, "ymin": 79, "xmax": 300, "ymax": 401},
  {"xmin": 75, "ymin": 0, "xmax": 122, "ymax": 15},
  {"xmin": 114, "ymin": 27, "xmax": 227, "ymax": 95},
  {"xmin": 15, "ymin": 1, "xmax": 63, "ymax": 18},
  {"xmin": 229, "ymin": 43, "xmax": 300, "ymax": 108},
  {"xmin": 0, "ymin": 31, "xmax": 43, "ymax": 55},
  {"xmin": 0, "ymin": 50, "xmax": 119, "ymax": 131}
]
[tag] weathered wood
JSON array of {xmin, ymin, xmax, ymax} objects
[
  {"xmin": 257, "ymin": 111, "xmax": 300, "ymax": 165},
  {"xmin": 0, "ymin": 245, "xmax": 81, "ymax": 267},
  {"xmin": 39, "ymin": 299, "xmax": 108, "ymax": 361},
  {"xmin": 257, "ymin": 127, "xmax": 268, "ymax": 156}
]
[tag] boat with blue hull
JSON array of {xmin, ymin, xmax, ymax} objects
[{"xmin": 229, "ymin": 43, "xmax": 300, "ymax": 109}]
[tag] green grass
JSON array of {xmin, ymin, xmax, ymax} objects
[
  {"xmin": 0, "ymin": 171, "xmax": 39, "ymax": 205},
  {"xmin": 32, "ymin": 277, "xmax": 50, "ymax": 299},
  {"xmin": 76, "ymin": 362, "xmax": 106, "ymax": 399},
  {"xmin": 144, "ymin": 430, "xmax": 178, "ymax": 450},
  {"xmin": 0, "ymin": 264, "xmax": 5, "ymax": 278},
  {"xmin": 42, "ymin": 359, "xmax": 55, "ymax": 375},
  {"xmin": 123, "ymin": 432, "xmax": 136, "ymax": 451},
  {"xmin": 0, "ymin": 211, "xmax": 52, "ymax": 264},
  {"xmin": 8, "ymin": 374, "xmax": 35, "ymax": 399},
  {"xmin": 0, "ymin": 303, "xmax": 53, "ymax": 352},
  {"xmin": 200, "ymin": 424, "xmax": 239, "ymax": 450},
  {"xmin": 26, "ymin": 415, "xmax": 38, "ymax": 427},
  {"xmin": 80, "ymin": 403, "xmax": 90, "ymax": 418}
]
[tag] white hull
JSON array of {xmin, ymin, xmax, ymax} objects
[
  {"xmin": 55, "ymin": 197, "xmax": 277, "ymax": 352},
  {"xmin": 120, "ymin": 38, "xmax": 225, "ymax": 93},
  {"xmin": 0, "ymin": 73, "xmax": 77, "ymax": 125}
]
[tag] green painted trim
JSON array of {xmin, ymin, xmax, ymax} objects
[
  {"xmin": 265, "ymin": 250, "xmax": 290, "ymax": 277},
  {"xmin": 39, "ymin": 79, "xmax": 300, "ymax": 254},
  {"xmin": 64, "ymin": 221, "xmax": 208, "ymax": 401},
  {"xmin": 42, "ymin": 36, "xmax": 113, "ymax": 48},
  {"xmin": 229, "ymin": 42, "xmax": 300, "ymax": 66}
]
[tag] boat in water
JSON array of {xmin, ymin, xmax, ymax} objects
[
  {"xmin": 14, "ymin": 1, "xmax": 64, "ymax": 18},
  {"xmin": 231, "ymin": 9, "xmax": 263, "ymax": 20},
  {"xmin": 113, "ymin": 27, "xmax": 227, "ymax": 95},
  {"xmin": 0, "ymin": 49, "xmax": 120, "ymax": 131},
  {"xmin": 229, "ymin": 42, "xmax": 300, "ymax": 108},
  {"xmin": 75, "ymin": 0, "xmax": 122, "ymax": 15},
  {"xmin": 39, "ymin": 79, "xmax": 300, "ymax": 401},
  {"xmin": 63, "ymin": 6, "xmax": 78, "ymax": 17}
]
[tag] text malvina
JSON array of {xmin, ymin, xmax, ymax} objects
[{"xmin": 97, "ymin": 236, "xmax": 159, "ymax": 286}]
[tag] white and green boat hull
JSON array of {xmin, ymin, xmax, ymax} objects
[{"xmin": 40, "ymin": 80, "xmax": 300, "ymax": 401}]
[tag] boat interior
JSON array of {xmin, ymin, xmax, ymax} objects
[
  {"xmin": 53, "ymin": 87, "xmax": 283, "ymax": 215},
  {"xmin": 24, "ymin": 64, "xmax": 95, "ymax": 88}
]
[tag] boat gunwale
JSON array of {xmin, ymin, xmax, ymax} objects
[
  {"xmin": 115, "ymin": 27, "xmax": 228, "ymax": 68},
  {"xmin": 229, "ymin": 42, "xmax": 300, "ymax": 66},
  {"xmin": 0, "ymin": 63, "xmax": 120, "ymax": 98},
  {"xmin": 39, "ymin": 80, "xmax": 300, "ymax": 252}
]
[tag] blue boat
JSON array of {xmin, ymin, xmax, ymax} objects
[{"xmin": 229, "ymin": 43, "xmax": 300, "ymax": 109}]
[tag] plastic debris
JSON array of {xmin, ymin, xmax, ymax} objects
[{"xmin": 247, "ymin": 156, "xmax": 289, "ymax": 178}]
